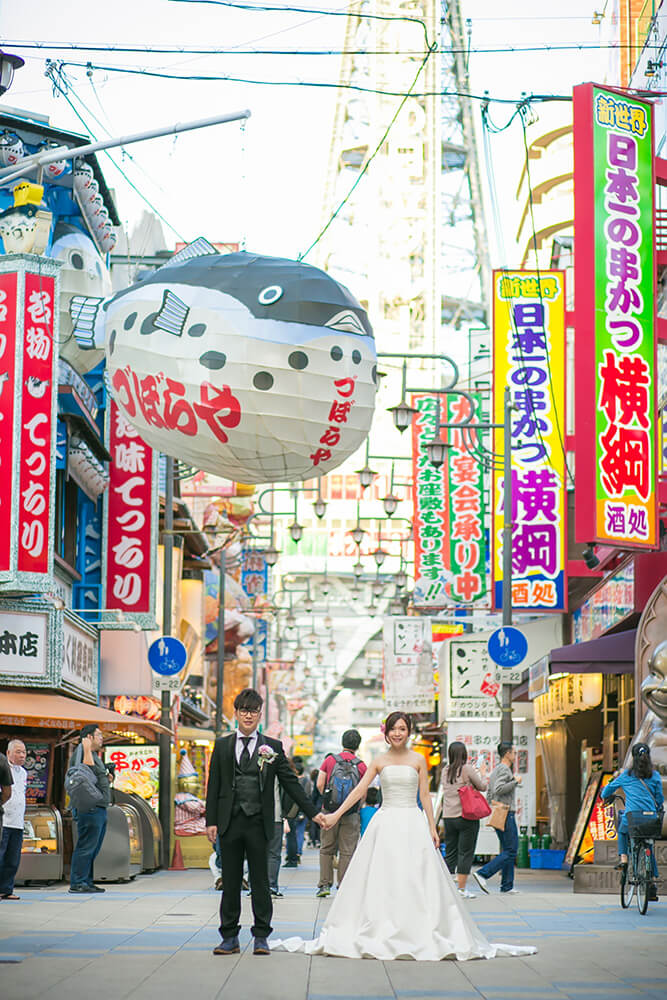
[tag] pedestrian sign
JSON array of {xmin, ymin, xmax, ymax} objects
[
  {"xmin": 148, "ymin": 636, "xmax": 187, "ymax": 676},
  {"xmin": 487, "ymin": 627, "xmax": 528, "ymax": 668}
]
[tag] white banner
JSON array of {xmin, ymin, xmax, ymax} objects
[{"xmin": 383, "ymin": 617, "xmax": 434, "ymax": 713}]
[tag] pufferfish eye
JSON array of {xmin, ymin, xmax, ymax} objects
[{"xmin": 258, "ymin": 285, "xmax": 283, "ymax": 305}]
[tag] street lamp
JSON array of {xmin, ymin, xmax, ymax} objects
[
  {"xmin": 313, "ymin": 479, "xmax": 327, "ymax": 520},
  {"xmin": 313, "ymin": 497, "xmax": 327, "ymax": 519},
  {"xmin": 328, "ymin": 638, "xmax": 336, "ymax": 651},
  {"xmin": 373, "ymin": 547, "xmax": 388, "ymax": 568},
  {"xmin": 357, "ymin": 463, "xmax": 376, "ymax": 489},
  {"xmin": 372, "ymin": 578, "xmax": 384, "ymax": 599},
  {"xmin": 388, "ymin": 399, "xmax": 418, "ymax": 433},
  {"xmin": 382, "ymin": 493, "xmax": 399, "ymax": 517},
  {"xmin": 303, "ymin": 596, "xmax": 314, "ymax": 612},
  {"xmin": 0, "ymin": 49, "xmax": 24, "ymax": 97},
  {"xmin": 353, "ymin": 559, "xmax": 364, "ymax": 578},
  {"xmin": 425, "ymin": 436, "xmax": 449, "ymax": 469},
  {"xmin": 351, "ymin": 523, "xmax": 366, "ymax": 546},
  {"xmin": 289, "ymin": 521, "xmax": 304, "ymax": 543},
  {"xmin": 389, "ymin": 598, "xmax": 404, "ymax": 615},
  {"xmin": 324, "ymin": 615, "xmax": 333, "ymax": 629},
  {"xmin": 264, "ymin": 544, "xmax": 280, "ymax": 566},
  {"xmin": 396, "ymin": 568, "xmax": 408, "ymax": 590}
]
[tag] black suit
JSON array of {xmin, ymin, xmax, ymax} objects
[{"xmin": 205, "ymin": 731, "xmax": 317, "ymax": 939}]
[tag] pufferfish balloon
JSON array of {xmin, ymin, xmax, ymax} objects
[{"xmin": 70, "ymin": 239, "xmax": 377, "ymax": 483}]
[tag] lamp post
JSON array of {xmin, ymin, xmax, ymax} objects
[{"xmin": 159, "ymin": 456, "xmax": 175, "ymax": 869}]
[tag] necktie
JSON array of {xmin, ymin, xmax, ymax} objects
[{"xmin": 240, "ymin": 736, "xmax": 251, "ymax": 768}]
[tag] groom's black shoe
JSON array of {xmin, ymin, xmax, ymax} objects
[
  {"xmin": 253, "ymin": 936, "xmax": 270, "ymax": 955},
  {"xmin": 213, "ymin": 936, "xmax": 240, "ymax": 955}
]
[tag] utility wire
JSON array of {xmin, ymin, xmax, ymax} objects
[
  {"xmin": 168, "ymin": 0, "xmax": 433, "ymax": 49},
  {"xmin": 298, "ymin": 46, "xmax": 435, "ymax": 261},
  {"xmin": 52, "ymin": 61, "xmax": 574, "ymax": 103},
  {"xmin": 45, "ymin": 63, "xmax": 187, "ymax": 242}
]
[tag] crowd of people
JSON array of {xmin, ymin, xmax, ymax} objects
[{"xmin": 0, "ymin": 685, "xmax": 662, "ymax": 961}]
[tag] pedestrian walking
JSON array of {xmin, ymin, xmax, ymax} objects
[
  {"xmin": 67, "ymin": 725, "xmax": 112, "ymax": 894},
  {"xmin": 267, "ymin": 776, "xmax": 284, "ymax": 897},
  {"xmin": 359, "ymin": 786, "xmax": 380, "ymax": 836},
  {"xmin": 308, "ymin": 768, "xmax": 322, "ymax": 847},
  {"xmin": 316, "ymin": 729, "xmax": 366, "ymax": 897},
  {"xmin": 205, "ymin": 688, "xmax": 324, "ymax": 956},
  {"xmin": 441, "ymin": 741, "xmax": 488, "ymax": 899},
  {"xmin": 0, "ymin": 739, "xmax": 26, "ymax": 900},
  {"xmin": 473, "ymin": 742, "xmax": 521, "ymax": 895},
  {"xmin": 0, "ymin": 751, "xmax": 12, "ymax": 841},
  {"xmin": 283, "ymin": 757, "xmax": 312, "ymax": 867}
]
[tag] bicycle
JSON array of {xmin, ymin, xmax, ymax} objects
[{"xmin": 619, "ymin": 811, "xmax": 662, "ymax": 915}]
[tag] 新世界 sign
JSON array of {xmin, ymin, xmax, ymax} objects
[{"xmin": 573, "ymin": 83, "xmax": 657, "ymax": 548}]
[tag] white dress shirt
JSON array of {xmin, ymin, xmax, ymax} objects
[
  {"xmin": 3, "ymin": 763, "xmax": 27, "ymax": 830},
  {"xmin": 234, "ymin": 729, "xmax": 259, "ymax": 764}
]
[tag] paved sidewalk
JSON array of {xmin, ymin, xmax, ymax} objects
[{"xmin": 1, "ymin": 848, "xmax": 667, "ymax": 1000}]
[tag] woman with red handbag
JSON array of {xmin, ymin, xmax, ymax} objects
[{"xmin": 441, "ymin": 742, "xmax": 489, "ymax": 898}]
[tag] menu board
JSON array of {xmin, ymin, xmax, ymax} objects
[
  {"xmin": 23, "ymin": 742, "xmax": 50, "ymax": 803},
  {"xmin": 565, "ymin": 771, "xmax": 615, "ymax": 868}
]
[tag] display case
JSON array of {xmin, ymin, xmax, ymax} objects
[
  {"xmin": 114, "ymin": 790, "xmax": 162, "ymax": 872},
  {"xmin": 15, "ymin": 806, "xmax": 63, "ymax": 884}
]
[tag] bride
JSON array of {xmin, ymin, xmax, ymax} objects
[{"xmin": 273, "ymin": 711, "xmax": 536, "ymax": 961}]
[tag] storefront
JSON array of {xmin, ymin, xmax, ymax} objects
[{"xmin": 0, "ymin": 690, "xmax": 168, "ymax": 883}]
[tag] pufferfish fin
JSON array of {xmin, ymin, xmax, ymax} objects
[
  {"xmin": 165, "ymin": 237, "xmax": 219, "ymax": 268},
  {"xmin": 70, "ymin": 294, "xmax": 106, "ymax": 350}
]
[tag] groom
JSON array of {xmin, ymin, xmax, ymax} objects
[{"xmin": 206, "ymin": 688, "xmax": 324, "ymax": 956}]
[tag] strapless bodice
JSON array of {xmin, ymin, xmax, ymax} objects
[{"xmin": 379, "ymin": 764, "xmax": 419, "ymax": 809}]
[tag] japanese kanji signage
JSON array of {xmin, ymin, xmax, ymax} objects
[
  {"xmin": 446, "ymin": 393, "xmax": 487, "ymax": 604},
  {"xmin": 0, "ymin": 259, "xmax": 58, "ymax": 592},
  {"xmin": 492, "ymin": 270, "xmax": 567, "ymax": 612},
  {"xmin": 574, "ymin": 83, "xmax": 657, "ymax": 548},
  {"xmin": 411, "ymin": 394, "xmax": 449, "ymax": 607},
  {"xmin": 382, "ymin": 616, "xmax": 434, "ymax": 713},
  {"xmin": 0, "ymin": 272, "xmax": 18, "ymax": 573},
  {"xmin": 0, "ymin": 609, "xmax": 48, "ymax": 677},
  {"xmin": 241, "ymin": 549, "xmax": 268, "ymax": 599},
  {"xmin": 533, "ymin": 672, "xmax": 602, "ymax": 726},
  {"xmin": 104, "ymin": 399, "xmax": 158, "ymax": 626},
  {"xmin": 61, "ymin": 615, "xmax": 98, "ymax": 698}
]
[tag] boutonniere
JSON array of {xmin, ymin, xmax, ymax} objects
[{"xmin": 257, "ymin": 744, "xmax": 278, "ymax": 771}]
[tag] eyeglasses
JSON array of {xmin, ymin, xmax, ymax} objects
[{"xmin": 238, "ymin": 708, "xmax": 261, "ymax": 716}]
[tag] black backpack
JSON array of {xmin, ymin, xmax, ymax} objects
[{"xmin": 323, "ymin": 754, "xmax": 362, "ymax": 813}]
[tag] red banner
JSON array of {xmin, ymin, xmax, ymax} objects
[
  {"xmin": 18, "ymin": 273, "xmax": 56, "ymax": 575},
  {"xmin": 0, "ymin": 272, "xmax": 18, "ymax": 572},
  {"xmin": 106, "ymin": 401, "xmax": 154, "ymax": 613}
]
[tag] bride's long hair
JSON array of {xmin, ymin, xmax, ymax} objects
[{"xmin": 446, "ymin": 741, "xmax": 468, "ymax": 784}]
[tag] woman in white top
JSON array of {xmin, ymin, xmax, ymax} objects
[{"xmin": 441, "ymin": 741, "xmax": 488, "ymax": 898}]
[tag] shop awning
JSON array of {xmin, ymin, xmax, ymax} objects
[
  {"xmin": 0, "ymin": 691, "xmax": 172, "ymax": 739},
  {"xmin": 549, "ymin": 628, "xmax": 636, "ymax": 674},
  {"xmin": 512, "ymin": 628, "xmax": 635, "ymax": 701}
]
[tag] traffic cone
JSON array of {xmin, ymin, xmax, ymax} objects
[{"xmin": 170, "ymin": 839, "xmax": 186, "ymax": 871}]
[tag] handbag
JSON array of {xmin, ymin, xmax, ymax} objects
[
  {"xmin": 65, "ymin": 764, "xmax": 105, "ymax": 814},
  {"xmin": 627, "ymin": 778, "xmax": 665, "ymax": 839},
  {"xmin": 487, "ymin": 800, "xmax": 510, "ymax": 831},
  {"xmin": 458, "ymin": 785, "xmax": 492, "ymax": 821}
]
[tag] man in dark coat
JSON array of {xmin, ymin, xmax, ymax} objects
[{"xmin": 206, "ymin": 688, "xmax": 324, "ymax": 956}]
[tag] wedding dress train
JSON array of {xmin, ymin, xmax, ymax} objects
[{"xmin": 273, "ymin": 764, "xmax": 536, "ymax": 961}]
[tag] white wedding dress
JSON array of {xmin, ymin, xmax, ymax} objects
[{"xmin": 273, "ymin": 764, "xmax": 536, "ymax": 961}]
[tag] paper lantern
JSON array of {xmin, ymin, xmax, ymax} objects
[
  {"xmin": 69, "ymin": 241, "xmax": 377, "ymax": 483},
  {"xmin": 0, "ymin": 130, "xmax": 24, "ymax": 166}
]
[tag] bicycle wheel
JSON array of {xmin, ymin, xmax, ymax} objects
[
  {"xmin": 620, "ymin": 864, "xmax": 634, "ymax": 908},
  {"xmin": 636, "ymin": 845, "xmax": 651, "ymax": 915}
]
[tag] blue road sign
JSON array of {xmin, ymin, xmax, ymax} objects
[
  {"xmin": 487, "ymin": 627, "xmax": 528, "ymax": 668},
  {"xmin": 148, "ymin": 636, "xmax": 187, "ymax": 676}
]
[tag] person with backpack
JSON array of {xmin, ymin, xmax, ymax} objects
[
  {"xmin": 67, "ymin": 725, "xmax": 112, "ymax": 894},
  {"xmin": 315, "ymin": 729, "xmax": 366, "ymax": 897}
]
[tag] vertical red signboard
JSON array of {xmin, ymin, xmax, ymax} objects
[
  {"xmin": 105, "ymin": 400, "xmax": 154, "ymax": 614},
  {"xmin": 0, "ymin": 272, "xmax": 18, "ymax": 572},
  {"xmin": 18, "ymin": 273, "xmax": 56, "ymax": 575}
]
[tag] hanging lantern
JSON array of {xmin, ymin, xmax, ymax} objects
[
  {"xmin": 69, "ymin": 243, "xmax": 377, "ymax": 483},
  {"xmin": 353, "ymin": 559, "xmax": 364, "ymax": 578},
  {"xmin": 328, "ymin": 638, "xmax": 336, "ymax": 651},
  {"xmin": 289, "ymin": 521, "xmax": 304, "ymax": 543},
  {"xmin": 396, "ymin": 568, "xmax": 408, "ymax": 590}
]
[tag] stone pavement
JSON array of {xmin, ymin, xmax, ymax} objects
[{"xmin": 1, "ymin": 847, "xmax": 667, "ymax": 1000}]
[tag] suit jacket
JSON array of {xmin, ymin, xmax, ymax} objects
[{"xmin": 205, "ymin": 732, "xmax": 318, "ymax": 841}]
